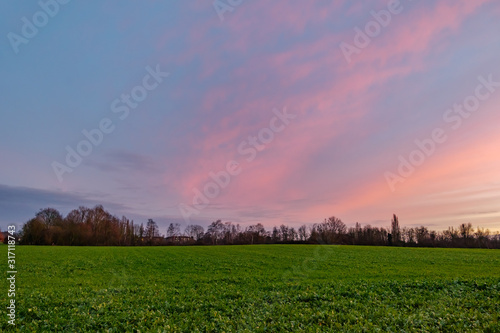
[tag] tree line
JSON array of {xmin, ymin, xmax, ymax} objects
[{"xmin": 14, "ymin": 207, "xmax": 500, "ymax": 249}]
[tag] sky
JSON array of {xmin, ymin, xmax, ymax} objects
[{"xmin": 1, "ymin": 0, "xmax": 500, "ymax": 234}]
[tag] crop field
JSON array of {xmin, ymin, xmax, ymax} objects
[{"xmin": 2, "ymin": 245, "xmax": 500, "ymax": 332}]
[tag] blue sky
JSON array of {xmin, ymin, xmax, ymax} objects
[{"xmin": 1, "ymin": 0, "xmax": 500, "ymax": 234}]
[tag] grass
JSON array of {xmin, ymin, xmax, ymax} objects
[{"xmin": 2, "ymin": 245, "xmax": 499, "ymax": 332}]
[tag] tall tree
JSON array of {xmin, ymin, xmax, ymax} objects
[
  {"xmin": 166, "ymin": 222, "xmax": 181, "ymax": 238},
  {"xmin": 36, "ymin": 208, "xmax": 63, "ymax": 226},
  {"xmin": 207, "ymin": 220, "xmax": 225, "ymax": 244},
  {"xmin": 20, "ymin": 218, "xmax": 45, "ymax": 245},
  {"xmin": 321, "ymin": 216, "xmax": 346, "ymax": 244},
  {"xmin": 391, "ymin": 214, "xmax": 401, "ymax": 245},
  {"xmin": 272, "ymin": 226, "xmax": 281, "ymax": 242},
  {"xmin": 146, "ymin": 219, "xmax": 159, "ymax": 239},
  {"xmin": 246, "ymin": 223, "xmax": 267, "ymax": 244},
  {"xmin": 184, "ymin": 224, "xmax": 204, "ymax": 241},
  {"xmin": 298, "ymin": 225, "xmax": 308, "ymax": 241},
  {"xmin": 459, "ymin": 223, "xmax": 474, "ymax": 240},
  {"xmin": 279, "ymin": 225, "xmax": 289, "ymax": 242}
]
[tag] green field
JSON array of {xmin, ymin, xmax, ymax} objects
[{"xmin": 3, "ymin": 245, "xmax": 500, "ymax": 332}]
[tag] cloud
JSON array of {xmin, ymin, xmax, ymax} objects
[
  {"xmin": 83, "ymin": 150, "xmax": 160, "ymax": 174},
  {"xmin": 3, "ymin": 0, "xmax": 499, "ymax": 232},
  {"xmin": 0, "ymin": 183, "xmax": 218, "ymax": 233},
  {"xmin": 0, "ymin": 184, "xmax": 130, "ymax": 228}
]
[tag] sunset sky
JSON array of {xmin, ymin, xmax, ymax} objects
[{"xmin": 1, "ymin": 0, "xmax": 500, "ymax": 233}]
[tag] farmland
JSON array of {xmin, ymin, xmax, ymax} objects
[{"xmin": 2, "ymin": 245, "xmax": 500, "ymax": 332}]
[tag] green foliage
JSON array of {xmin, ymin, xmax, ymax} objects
[{"xmin": 2, "ymin": 245, "xmax": 499, "ymax": 332}]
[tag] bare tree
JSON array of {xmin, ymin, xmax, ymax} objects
[
  {"xmin": 391, "ymin": 214, "xmax": 401, "ymax": 245},
  {"xmin": 415, "ymin": 226, "xmax": 430, "ymax": 245},
  {"xmin": 18, "ymin": 205, "xmax": 500, "ymax": 249},
  {"xmin": 185, "ymin": 224, "xmax": 204, "ymax": 241},
  {"xmin": 321, "ymin": 216, "xmax": 346, "ymax": 244},
  {"xmin": 20, "ymin": 218, "xmax": 45, "ymax": 245},
  {"xmin": 272, "ymin": 226, "xmax": 281, "ymax": 242},
  {"xmin": 475, "ymin": 227, "xmax": 490, "ymax": 248},
  {"xmin": 36, "ymin": 208, "xmax": 63, "ymax": 226},
  {"xmin": 246, "ymin": 223, "xmax": 267, "ymax": 244},
  {"xmin": 289, "ymin": 227, "xmax": 297, "ymax": 242},
  {"xmin": 460, "ymin": 223, "xmax": 474, "ymax": 239},
  {"xmin": 298, "ymin": 225, "xmax": 308, "ymax": 241},
  {"xmin": 146, "ymin": 219, "xmax": 159, "ymax": 242},
  {"xmin": 166, "ymin": 222, "xmax": 181, "ymax": 238},
  {"xmin": 280, "ymin": 225, "xmax": 289, "ymax": 242},
  {"xmin": 207, "ymin": 220, "xmax": 225, "ymax": 244}
]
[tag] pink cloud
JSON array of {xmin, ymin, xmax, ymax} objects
[{"xmin": 154, "ymin": 0, "xmax": 499, "ymax": 228}]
